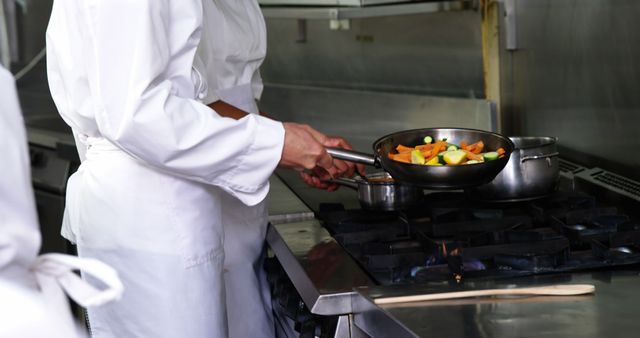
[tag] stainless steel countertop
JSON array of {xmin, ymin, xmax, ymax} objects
[
  {"xmin": 356, "ymin": 269, "xmax": 640, "ymax": 338},
  {"xmin": 266, "ymin": 220, "xmax": 376, "ymax": 315},
  {"xmin": 267, "ymin": 175, "xmax": 316, "ymax": 224}
]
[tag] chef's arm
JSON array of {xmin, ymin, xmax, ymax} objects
[
  {"xmin": 207, "ymin": 100, "xmax": 363, "ymax": 184},
  {"xmin": 206, "ymin": 100, "xmax": 271, "ymax": 120}
]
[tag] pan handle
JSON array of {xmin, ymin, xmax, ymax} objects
[
  {"xmin": 325, "ymin": 177, "xmax": 360, "ymax": 190},
  {"xmin": 327, "ymin": 147, "xmax": 377, "ymax": 166}
]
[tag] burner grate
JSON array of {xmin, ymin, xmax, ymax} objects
[{"xmin": 318, "ymin": 190, "xmax": 640, "ymax": 286}]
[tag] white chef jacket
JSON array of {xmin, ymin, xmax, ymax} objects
[
  {"xmin": 47, "ymin": 1, "xmax": 285, "ymax": 337},
  {"xmin": 0, "ymin": 66, "xmax": 123, "ymax": 338},
  {"xmin": 47, "ymin": 0, "xmax": 285, "ymax": 207}
]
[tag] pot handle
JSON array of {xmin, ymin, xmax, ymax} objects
[
  {"xmin": 521, "ymin": 152, "xmax": 560, "ymax": 166},
  {"xmin": 325, "ymin": 177, "xmax": 360, "ymax": 190},
  {"xmin": 327, "ymin": 147, "xmax": 377, "ymax": 166}
]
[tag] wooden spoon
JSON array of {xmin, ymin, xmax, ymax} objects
[{"xmin": 373, "ymin": 284, "xmax": 595, "ymax": 305}]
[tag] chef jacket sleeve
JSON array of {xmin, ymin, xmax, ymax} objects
[{"xmin": 78, "ymin": 0, "xmax": 284, "ymax": 206}]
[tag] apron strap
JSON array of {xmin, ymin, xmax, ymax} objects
[
  {"xmin": 32, "ymin": 253, "xmax": 124, "ymax": 336},
  {"xmin": 33, "ymin": 253, "xmax": 124, "ymax": 308}
]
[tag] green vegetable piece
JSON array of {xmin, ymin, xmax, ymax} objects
[
  {"xmin": 443, "ymin": 150, "xmax": 467, "ymax": 165},
  {"xmin": 437, "ymin": 151, "xmax": 447, "ymax": 164},
  {"xmin": 447, "ymin": 145, "xmax": 458, "ymax": 151},
  {"xmin": 411, "ymin": 150, "xmax": 425, "ymax": 164},
  {"xmin": 423, "ymin": 136, "xmax": 433, "ymax": 144},
  {"xmin": 483, "ymin": 152, "xmax": 499, "ymax": 161},
  {"xmin": 466, "ymin": 160, "xmax": 481, "ymax": 165}
]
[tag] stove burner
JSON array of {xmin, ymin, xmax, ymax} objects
[{"xmin": 317, "ymin": 191, "xmax": 640, "ymax": 286}]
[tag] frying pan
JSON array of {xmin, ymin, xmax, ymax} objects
[{"xmin": 327, "ymin": 128, "xmax": 514, "ymax": 189}]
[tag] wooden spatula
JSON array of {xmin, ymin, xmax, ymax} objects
[{"xmin": 374, "ymin": 284, "xmax": 595, "ymax": 305}]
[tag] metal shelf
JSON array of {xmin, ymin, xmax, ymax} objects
[
  {"xmin": 259, "ymin": 0, "xmax": 403, "ymax": 6},
  {"xmin": 261, "ymin": 1, "xmax": 472, "ymax": 20}
]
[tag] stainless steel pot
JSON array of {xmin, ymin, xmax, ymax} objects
[
  {"xmin": 470, "ymin": 136, "xmax": 560, "ymax": 201},
  {"xmin": 330, "ymin": 172, "xmax": 423, "ymax": 211}
]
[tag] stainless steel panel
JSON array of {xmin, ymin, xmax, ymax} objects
[
  {"xmin": 500, "ymin": 0, "xmax": 640, "ymax": 181},
  {"xmin": 356, "ymin": 270, "xmax": 640, "ymax": 337},
  {"xmin": 262, "ymin": 11, "xmax": 484, "ymax": 98},
  {"xmin": 267, "ymin": 175, "xmax": 315, "ymax": 224},
  {"xmin": 259, "ymin": 0, "xmax": 434, "ymax": 6},
  {"xmin": 261, "ymin": 2, "xmax": 470, "ymax": 20},
  {"xmin": 266, "ymin": 221, "xmax": 376, "ymax": 315}
]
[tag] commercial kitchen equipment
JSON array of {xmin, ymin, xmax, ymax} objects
[
  {"xmin": 328, "ymin": 172, "xmax": 424, "ymax": 211},
  {"xmin": 265, "ymin": 158, "xmax": 640, "ymax": 337},
  {"xmin": 470, "ymin": 136, "xmax": 560, "ymax": 201}
]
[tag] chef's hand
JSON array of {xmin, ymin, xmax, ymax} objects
[{"xmin": 279, "ymin": 123, "xmax": 364, "ymax": 191}]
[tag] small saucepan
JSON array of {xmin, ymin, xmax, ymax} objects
[{"xmin": 328, "ymin": 172, "xmax": 423, "ymax": 211}]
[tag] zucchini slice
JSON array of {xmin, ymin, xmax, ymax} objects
[{"xmin": 483, "ymin": 151, "xmax": 499, "ymax": 161}]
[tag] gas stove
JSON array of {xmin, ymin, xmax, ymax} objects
[
  {"xmin": 266, "ymin": 163, "xmax": 640, "ymax": 338},
  {"xmin": 317, "ymin": 190, "xmax": 640, "ymax": 286}
]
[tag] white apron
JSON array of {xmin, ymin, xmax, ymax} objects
[
  {"xmin": 217, "ymin": 84, "xmax": 275, "ymax": 338},
  {"xmin": 198, "ymin": 2, "xmax": 275, "ymax": 336}
]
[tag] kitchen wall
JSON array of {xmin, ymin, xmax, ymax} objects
[
  {"xmin": 262, "ymin": 11, "xmax": 484, "ymax": 98},
  {"xmin": 500, "ymin": 0, "xmax": 640, "ymax": 180}
]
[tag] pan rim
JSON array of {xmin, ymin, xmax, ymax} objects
[{"xmin": 373, "ymin": 127, "xmax": 515, "ymax": 168}]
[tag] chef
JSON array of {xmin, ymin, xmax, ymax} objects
[
  {"xmin": 46, "ymin": 1, "xmax": 361, "ymax": 337},
  {"xmin": 0, "ymin": 65, "xmax": 123, "ymax": 337}
]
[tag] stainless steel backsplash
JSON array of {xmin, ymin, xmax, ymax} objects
[
  {"xmin": 262, "ymin": 11, "xmax": 484, "ymax": 98},
  {"xmin": 501, "ymin": 0, "xmax": 640, "ymax": 180}
]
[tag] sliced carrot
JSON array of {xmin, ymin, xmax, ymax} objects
[
  {"xmin": 422, "ymin": 149, "xmax": 438, "ymax": 158},
  {"xmin": 427, "ymin": 141, "xmax": 445, "ymax": 162},
  {"xmin": 463, "ymin": 150, "xmax": 483, "ymax": 161},
  {"xmin": 396, "ymin": 144, "xmax": 414, "ymax": 153},
  {"xmin": 466, "ymin": 141, "xmax": 484, "ymax": 154},
  {"xmin": 415, "ymin": 144, "xmax": 434, "ymax": 151},
  {"xmin": 497, "ymin": 148, "xmax": 506, "ymax": 155},
  {"xmin": 392, "ymin": 156, "xmax": 411, "ymax": 164},
  {"xmin": 472, "ymin": 141, "xmax": 484, "ymax": 154},
  {"xmin": 392, "ymin": 152, "xmax": 412, "ymax": 163}
]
